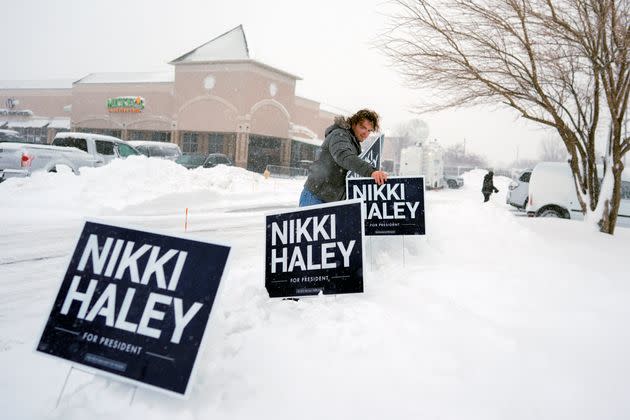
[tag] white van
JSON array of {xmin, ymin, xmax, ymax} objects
[
  {"xmin": 526, "ymin": 162, "xmax": 630, "ymax": 227},
  {"xmin": 52, "ymin": 132, "xmax": 140, "ymax": 165},
  {"xmin": 506, "ymin": 168, "xmax": 532, "ymax": 209}
]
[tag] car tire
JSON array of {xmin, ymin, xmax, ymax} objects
[
  {"xmin": 447, "ymin": 179, "xmax": 457, "ymax": 188},
  {"xmin": 539, "ymin": 208, "xmax": 563, "ymax": 218}
]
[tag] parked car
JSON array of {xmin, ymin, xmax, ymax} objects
[
  {"xmin": 0, "ymin": 129, "xmax": 26, "ymax": 143},
  {"xmin": 0, "ymin": 132, "xmax": 140, "ymax": 182},
  {"xmin": 176, "ymin": 154, "xmax": 207, "ymax": 169},
  {"xmin": 444, "ymin": 175, "xmax": 464, "ymax": 189},
  {"xmin": 526, "ymin": 162, "xmax": 630, "ymax": 227},
  {"xmin": 203, "ymin": 153, "xmax": 233, "ymax": 168},
  {"xmin": 128, "ymin": 140, "xmax": 182, "ymax": 161},
  {"xmin": 506, "ymin": 169, "xmax": 532, "ymax": 209}
]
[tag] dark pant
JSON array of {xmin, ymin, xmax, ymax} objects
[{"xmin": 483, "ymin": 193, "xmax": 491, "ymax": 202}]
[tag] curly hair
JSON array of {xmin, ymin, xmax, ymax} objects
[{"xmin": 347, "ymin": 109, "xmax": 380, "ymax": 132}]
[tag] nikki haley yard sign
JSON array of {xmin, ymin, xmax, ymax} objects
[
  {"xmin": 265, "ymin": 200, "xmax": 365, "ymax": 298},
  {"xmin": 36, "ymin": 221, "xmax": 231, "ymax": 397},
  {"xmin": 347, "ymin": 176, "xmax": 426, "ymax": 236}
]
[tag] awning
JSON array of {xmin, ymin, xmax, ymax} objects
[
  {"xmin": 291, "ymin": 136, "xmax": 322, "ymax": 147},
  {"xmin": 49, "ymin": 118, "xmax": 71, "ymax": 129},
  {"xmin": 7, "ymin": 119, "xmax": 50, "ymax": 128}
]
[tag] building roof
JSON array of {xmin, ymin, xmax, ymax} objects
[
  {"xmin": 7, "ymin": 118, "xmax": 50, "ymax": 128},
  {"xmin": 75, "ymin": 71, "xmax": 174, "ymax": 85},
  {"xmin": 170, "ymin": 25, "xmax": 250, "ymax": 64},
  {"xmin": 0, "ymin": 79, "xmax": 76, "ymax": 90},
  {"xmin": 169, "ymin": 25, "xmax": 301, "ymax": 80}
]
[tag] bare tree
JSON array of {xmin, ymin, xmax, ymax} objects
[
  {"xmin": 380, "ymin": 0, "xmax": 630, "ymax": 233},
  {"xmin": 539, "ymin": 135, "xmax": 569, "ymax": 161},
  {"xmin": 395, "ymin": 119, "xmax": 430, "ymax": 147},
  {"xmin": 444, "ymin": 142, "xmax": 489, "ymax": 167}
]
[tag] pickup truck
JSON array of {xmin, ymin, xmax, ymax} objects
[{"xmin": 0, "ymin": 132, "xmax": 140, "ymax": 182}]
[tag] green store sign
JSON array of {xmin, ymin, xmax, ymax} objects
[{"xmin": 107, "ymin": 96, "xmax": 145, "ymax": 113}]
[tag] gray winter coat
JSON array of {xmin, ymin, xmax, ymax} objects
[{"xmin": 304, "ymin": 116, "xmax": 376, "ymax": 202}]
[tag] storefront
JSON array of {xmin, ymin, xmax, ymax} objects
[{"xmin": 0, "ymin": 25, "xmax": 337, "ymax": 172}]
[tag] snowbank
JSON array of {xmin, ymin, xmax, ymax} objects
[{"xmin": 1, "ymin": 164, "xmax": 630, "ymax": 420}]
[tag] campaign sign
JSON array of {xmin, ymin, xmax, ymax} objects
[
  {"xmin": 36, "ymin": 221, "xmax": 231, "ymax": 397},
  {"xmin": 265, "ymin": 200, "xmax": 365, "ymax": 298},
  {"xmin": 347, "ymin": 134, "xmax": 383, "ymax": 178},
  {"xmin": 346, "ymin": 176, "xmax": 426, "ymax": 236}
]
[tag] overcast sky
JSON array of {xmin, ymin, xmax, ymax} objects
[{"xmin": 3, "ymin": 0, "xmax": 554, "ymax": 166}]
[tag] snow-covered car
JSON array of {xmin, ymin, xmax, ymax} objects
[
  {"xmin": 52, "ymin": 132, "xmax": 141, "ymax": 165},
  {"xmin": 444, "ymin": 175, "xmax": 464, "ymax": 189},
  {"xmin": 203, "ymin": 153, "xmax": 233, "ymax": 168},
  {"xmin": 128, "ymin": 140, "xmax": 182, "ymax": 161},
  {"xmin": 526, "ymin": 162, "xmax": 630, "ymax": 227},
  {"xmin": 506, "ymin": 169, "xmax": 531, "ymax": 209},
  {"xmin": 0, "ymin": 129, "xmax": 26, "ymax": 143},
  {"xmin": 176, "ymin": 154, "xmax": 207, "ymax": 169},
  {"xmin": 0, "ymin": 132, "xmax": 140, "ymax": 182}
]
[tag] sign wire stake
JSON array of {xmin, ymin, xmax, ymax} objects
[
  {"xmin": 402, "ymin": 235, "xmax": 406, "ymax": 268},
  {"xmin": 55, "ymin": 366, "xmax": 73, "ymax": 408},
  {"xmin": 369, "ymin": 236, "xmax": 374, "ymax": 272},
  {"xmin": 129, "ymin": 386, "xmax": 138, "ymax": 406},
  {"xmin": 184, "ymin": 208, "xmax": 188, "ymax": 232}
]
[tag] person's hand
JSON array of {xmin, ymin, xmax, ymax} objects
[{"xmin": 371, "ymin": 170, "xmax": 388, "ymax": 185}]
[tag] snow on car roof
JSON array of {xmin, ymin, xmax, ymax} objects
[{"xmin": 127, "ymin": 140, "xmax": 180, "ymax": 148}]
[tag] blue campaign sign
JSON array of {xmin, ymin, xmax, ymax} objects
[
  {"xmin": 346, "ymin": 176, "xmax": 426, "ymax": 236},
  {"xmin": 347, "ymin": 134, "xmax": 383, "ymax": 178},
  {"xmin": 265, "ymin": 200, "xmax": 365, "ymax": 298},
  {"xmin": 36, "ymin": 221, "xmax": 231, "ymax": 397}
]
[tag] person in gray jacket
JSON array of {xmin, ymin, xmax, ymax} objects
[{"xmin": 299, "ymin": 109, "xmax": 388, "ymax": 206}]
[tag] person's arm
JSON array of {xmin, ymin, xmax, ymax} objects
[
  {"xmin": 328, "ymin": 131, "xmax": 375, "ymax": 177},
  {"xmin": 328, "ymin": 132, "xmax": 388, "ymax": 185}
]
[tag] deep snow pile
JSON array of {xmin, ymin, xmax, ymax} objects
[
  {"xmin": 0, "ymin": 156, "xmax": 300, "ymax": 218},
  {"xmin": 1, "ymin": 161, "xmax": 630, "ymax": 420}
]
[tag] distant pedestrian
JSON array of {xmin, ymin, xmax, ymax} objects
[
  {"xmin": 299, "ymin": 109, "xmax": 388, "ymax": 206},
  {"xmin": 482, "ymin": 170, "xmax": 499, "ymax": 202}
]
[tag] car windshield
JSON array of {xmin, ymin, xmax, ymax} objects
[
  {"xmin": 212, "ymin": 156, "xmax": 231, "ymax": 165},
  {"xmin": 177, "ymin": 154, "xmax": 206, "ymax": 165},
  {"xmin": 148, "ymin": 145, "xmax": 181, "ymax": 158}
]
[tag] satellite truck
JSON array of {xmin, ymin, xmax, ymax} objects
[{"xmin": 399, "ymin": 139, "xmax": 455, "ymax": 189}]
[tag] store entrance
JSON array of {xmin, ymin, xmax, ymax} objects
[{"xmin": 247, "ymin": 134, "xmax": 282, "ymax": 173}]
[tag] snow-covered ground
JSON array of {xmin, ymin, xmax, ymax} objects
[{"xmin": 1, "ymin": 156, "xmax": 629, "ymax": 420}]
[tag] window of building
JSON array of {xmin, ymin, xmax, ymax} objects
[
  {"xmin": 151, "ymin": 131, "xmax": 170, "ymax": 142},
  {"xmin": 183, "ymin": 132, "xmax": 198, "ymax": 153},
  {"xmin": 290, "ymin": 141, "xmax": 318, "ymax": 167},
  {"xmin": 248, "ymin": 134, "xmax": 283, "ymax": 173},
  {"xmin": 208, "ymin": 132, "xmax": 226, "ymax": 154},
  {"xmin": 128, "ymin": 130, "xmax": 146, "ymax": 141}
]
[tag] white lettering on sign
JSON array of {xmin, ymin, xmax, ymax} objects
[
  {"xmin": 76, "ymin": 234, "xmax": 187, "ymax": 291},
  {"xmin": 351, "ymin": 182, "xmax": 420, "ymax": 221},
  {"xmin": 270, "ymin": 213, "xmax": 356, "ymax": 274},
  {"xmin": 60, "ymin": 234, "xmax": 204, "ymax": 344},
  {"xmin": 352, "ymin": 183, "xmax": 406, "ymax": 201}
]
